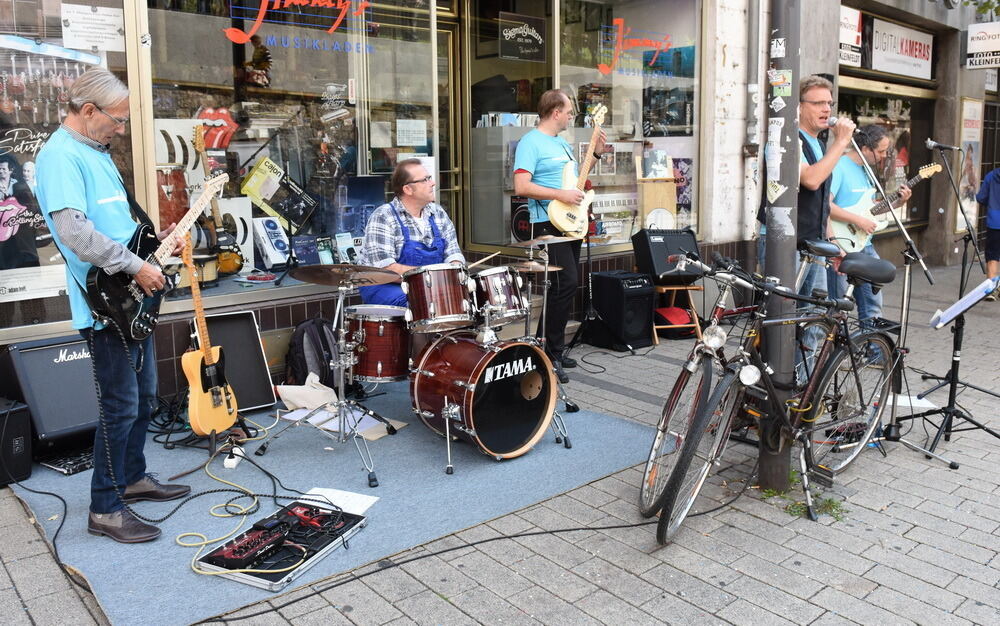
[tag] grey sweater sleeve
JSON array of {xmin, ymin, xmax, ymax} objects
[{"xmin": 50, "ymin": 208, "xmax": 145, "ymax": 276}]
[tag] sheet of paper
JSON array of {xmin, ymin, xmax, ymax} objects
[
  {"xmin": 396, "ymin": 119, "xmax": 427, "ymax": 146},
  {"xmin": 61, "ymin": 4, "xmax": 126, "ymax": 52},
  {"xmin": 370, "ymin": 121, "xmax": 392, "ymax": 148},
  {"xmin": 304, "ymin": 487, "xmax": 379, "ymax": 515},
  {"xmin": 929, "ymin": 277, "xmax": 997, "ymax": 328}
]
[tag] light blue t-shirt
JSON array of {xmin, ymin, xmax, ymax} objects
[
  {"xmin": 830, "ymin": 155, "xmax": 872, "ymax": 210},
  {"xmin": 36, "ymin": 128, "xmax": 138, "ymax": 329},
  {"xmin": 799, "ymin": 132, "xmax": 824, "ymax": 165},
  {"xmin": 512, "ymin": 129, "xmax": 577, "ymax": 223}
]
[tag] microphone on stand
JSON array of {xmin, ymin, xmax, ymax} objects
[{"xmin": 925, "ymin": 138, "xmax": 961, "ymax": 151}]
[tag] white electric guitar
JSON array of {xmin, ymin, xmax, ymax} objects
[
  {"xmin": 829, "ymin": 163, "xmax": 941, "ymax": 253},
  {"xmin": 547, "ymin": 104, "xmax": 607, "ymax": 238}
]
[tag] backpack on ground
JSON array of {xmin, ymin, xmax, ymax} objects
[{"xmin": 284, "ymin": 316, "xmax": 339, "ymax": 388}]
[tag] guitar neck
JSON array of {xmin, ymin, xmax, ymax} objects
[
  {"xmin": 574, "ymin": 124, "xmax": 603, "ymax": 190},
  {"xmin": 870, "ymin": 172, "xmax": 925, "ymax": 216},
  {"xmin": 188, "ymin": 262, "xmax": 215, "ymax": 366},
  {"xmin": 150, "ymin": 187, "xmax": 217, "ymax": 267}
]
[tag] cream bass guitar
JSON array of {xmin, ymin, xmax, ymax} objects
[{"xmin": 546, "ymin": 105, "xmax": 607, "ymax": 238}]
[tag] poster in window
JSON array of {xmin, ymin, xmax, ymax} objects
[{"xmin": 957, "ymin": 97, "xmax": 983, "ymax": 234}]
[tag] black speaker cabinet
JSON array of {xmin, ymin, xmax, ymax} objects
[
  {"xmin": 0, "ymin": 335, "xmax": 99, "ymax": 456},
  {"xmin": 0, "ymin": 399, "xmax": 31, "ymax": 486},
  {"xmin": 588, "ymin": 271, "xmax": 655, "ymax": 351},
  {"xmin": 631, "ymin": 227, "xmax": 702, "ymax": 285},
  {"xmin": 192, "ymin": 311, "xmax": 276, "ymax": 411}
]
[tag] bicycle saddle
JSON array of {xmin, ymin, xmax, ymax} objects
[
  {"xmin": 798, "ymin": 239, "xmax": 842, "ymax": 258},
  {"xmin": 839, "ymin": 252, "xmax": 896, "ymax": 286}
]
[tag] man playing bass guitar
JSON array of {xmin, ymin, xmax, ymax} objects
[
  {"xmin": 513, "ymin": 89, "xmax": 604, "ymax": 382},
  {"xmin": 827, "ymin": 124, "xmax": 911, "ymax": 327},
  {"xmin": 36, "ymin": 68, "xmax": 190, "ymax": 544}
]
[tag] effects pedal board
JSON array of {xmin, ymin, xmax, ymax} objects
[{"xmin": 198, "ymin": 501, "xmax": 367, "ymax": 591}]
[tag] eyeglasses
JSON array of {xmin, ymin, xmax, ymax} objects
[
  {"xmin": 93, "ymin": 104, "xmax": 129, "ymax": 127},
  {"xmin": 406, "ymin": 175, "xmax": 433, "ymax": 185},
  {"xmin": 801, "ymin": 99, "xmax": 836, "ymax": 108}
]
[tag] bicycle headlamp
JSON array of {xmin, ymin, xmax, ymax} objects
[
  {"xmin": 702, "ymin": 325, "xmax": 728, "ymax": 350},
  {"xmin": 739, "ymin": 364, "xmax": 762, "ymax": 386}
]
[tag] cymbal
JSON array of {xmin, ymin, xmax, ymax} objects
[
  {"xmin": 290, "ymin": 264, "xmax": 398, "ymax": 287},
  {"xmin": 509, "ymin": 260, "xmax": 563, "ymax": 273},
  {"xmin": 510, "ymin": 234, "xmax": 578, "ymax": 248}
]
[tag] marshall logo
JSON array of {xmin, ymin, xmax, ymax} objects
[
  {"xmin": 53, "ymin": 347, "xmax": 91, "ymax": 364},
  {"xmin": 483, "ymin": 356, "xmax": 535, "ymax": 383}
]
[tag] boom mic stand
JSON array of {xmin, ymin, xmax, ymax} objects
[{"xmin": 847, "ymin": 136, "xmax": 956, "ymax": 468}]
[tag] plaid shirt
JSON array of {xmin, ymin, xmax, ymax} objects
[{"xmin": 359, "ymin": 198, "xmax": 464, "ymax": 268}]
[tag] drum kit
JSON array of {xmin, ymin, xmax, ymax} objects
[{"xmin": 275, "ymin": 233, "xmax": 579, "ymax": 480}]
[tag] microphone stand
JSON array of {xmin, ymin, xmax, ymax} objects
[{"xmin": 847, "ymin": 136, "xmax": 955, "ymax": 468}]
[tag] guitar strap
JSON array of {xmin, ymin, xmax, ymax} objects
[{"xmin": 117, "ymin": 176, "xmax": 157, "ymax": 231}]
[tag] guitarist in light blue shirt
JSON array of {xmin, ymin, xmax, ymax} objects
[{"xmin": 827, "ymin": 125, "xmax": 911, "ymax": 326}]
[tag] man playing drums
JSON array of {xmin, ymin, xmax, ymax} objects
[{"xmin": 359, "ymin": 159, "xmax": 465, "ymax": 305}]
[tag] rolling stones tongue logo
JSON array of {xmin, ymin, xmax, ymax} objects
[{"xmin": 0, "ymin": 196, "xmax": 27, "ymax": 241}]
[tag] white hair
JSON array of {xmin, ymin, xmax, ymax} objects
[{"xmin": 68, "ymin": 68, "xmax": 129, "ymax": 113}]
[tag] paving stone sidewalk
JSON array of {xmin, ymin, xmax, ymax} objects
[{"xmin": 2, "ymin": 263, "xmax": 999, "ymax": 625}]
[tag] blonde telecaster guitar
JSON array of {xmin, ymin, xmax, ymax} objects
[
  {"xmin": 829, "ymin": 163, "xmax": 941, "ymax": 253},
  {"xmin": 547, "ymin": 105, "xmax": 608, "ymax": 238}
]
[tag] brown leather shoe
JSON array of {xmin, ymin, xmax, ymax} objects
[
  {"xmin": 123, "ymin": 474, "xmax": 191, "ymax": 503},
  {"xmin": 87, "ymin": 510, "xmax": 160, "ymax": 543}
]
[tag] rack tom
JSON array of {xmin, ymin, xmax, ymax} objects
[
  {"xmin": 401, "ymin": 263, "xmax": 474, "ymax": 333},
  {"xmin": 473, "ymin": 266, "xmax": 527, "ymax": 327},
  {"xmin": 346, "ymin": 305, "xmax": 410, "ymax": 382}
]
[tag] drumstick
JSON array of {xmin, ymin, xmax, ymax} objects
[{"xmin": 466, "ymin": 251, "xmax": 500, "ymax": 269}]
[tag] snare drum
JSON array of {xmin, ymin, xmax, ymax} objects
[
  {"xmin": 473, "ymin": 266, "xmax": 527, "ymax": 327},
  {"xmin": 410, "ymin": 332, "xmax": 556, "ymax": 459},
  {"xmin": 346, "ymin": 305, "xmax": 410, "ymax": 382},
  {"xmin": 401, "ymin": 263, "xmax": 475, "ymax": 333}
]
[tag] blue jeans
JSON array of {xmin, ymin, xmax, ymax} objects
[
  {"xmin": 82, "ymin": 328, "xmax": 157, "ymax": 514},
  {"xmin": 826, "ymin": 244, "xmax": 883, "ymax": 326},
  {"xmin": 796, "ymin": 257, "xmax": 828, "ymax": 384}
]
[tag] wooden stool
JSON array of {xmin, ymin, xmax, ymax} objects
[{"xmin": 652, "ymin": 285, "xmax": 703, "ymax": 345}]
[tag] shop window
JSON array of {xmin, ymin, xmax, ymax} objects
[
  {"xmin": 148, "ymin": 1, "xmax": 436, "ymax": 301},
  {"xmin": 0, "ymin": 0, "xmax": 133, "ymax": 330},
  {"xmin": 466, "ymin": 0, "xmax": 700, "ymax": 251}
]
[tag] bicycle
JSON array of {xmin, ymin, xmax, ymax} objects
[
  {"xmin": 648, "ymin": 250, "xmax": 898, "ymax": 544},
  {"xmin": 638, "ymin": 241, "xmax": 840, "ymax": 519}
]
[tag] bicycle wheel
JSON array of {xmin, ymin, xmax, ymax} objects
[
  {"xmin": 804, "ymin": 331, "xmax": 893, "ymax": 474},
  {"xmin": 656, "ymin": 370, "xmax": 741, "ymax": 544},
  {"xmin": 638, "ymin": 356, "xmax": 713, "ymax": 518}
]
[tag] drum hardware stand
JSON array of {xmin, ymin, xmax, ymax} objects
[{"xmin": 255, "ymin": 279, "xmax": 395, "ymax": 487}]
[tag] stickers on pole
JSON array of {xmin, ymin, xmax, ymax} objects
[{"xmin": 770, "ymin": 38, "xmax": 786, "ymax": 59}]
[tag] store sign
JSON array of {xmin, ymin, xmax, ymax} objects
[
  {"xmin": 871, "ymin": 18, "xmax": 932, "ymax": 80},
  {"xmin": 966, "ymin": 22, "xmax": 1000, "ymax": 69},
  {"xmin": 839, "ymin": 6, "xmax": 862, "ymax": 68},
  {"xmin": 499, "ymin": 12, "xmax": 546, "ymax": 63},
  {"xmin": 225, "ymin": 0, "xmax": 371, "ymax": 45},
  {"xmin": 597, "ymin": 18, "xmax": 672, "ymax": 76}
]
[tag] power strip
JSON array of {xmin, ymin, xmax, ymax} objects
[{"xmin": 224, "ymin": 446, "xmax": 246, "ymax": 469}]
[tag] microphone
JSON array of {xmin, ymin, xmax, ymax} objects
[
  {"xmin": 925, "ymin": 138, "xmax": 960, "ymax": 151},
  {"xmin": 826, "ymin": 117, "xmax": 861, "ymax": 133}
]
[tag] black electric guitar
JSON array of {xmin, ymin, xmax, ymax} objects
[{"xmin": 84, "ymin": 173, "xmax": 228, "ymax": 341}]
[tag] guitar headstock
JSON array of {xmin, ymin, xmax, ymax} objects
[
  {"xmin": 591, "ymin": 104, "xmax": 608, "ymax": 127},
  {"xmin": 193, "ymin": 124, "xmax": 206, "ymax": 155},
  {"xmin": 918, "ymin": 163, "xmax": 942, "ymax": 179},
  {"xmin": 199, "ymin": 172, "xmax": 229, "ymax": 202}
]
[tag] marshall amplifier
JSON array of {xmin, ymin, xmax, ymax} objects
[
  {"xmin": 587, "ymin": 271, "xmax": 655, "ymax": 351},
  {"xmin": 0, "ymin": 335, "xmax": 100, "ymax": 456},
  {"xmin": 631, "ymin": 227, "xmax": 702, "ymax": 285}
]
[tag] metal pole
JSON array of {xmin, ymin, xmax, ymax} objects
[{"xmin": 760, "ymin": 0, "xmax": 802, "ymax": 492}]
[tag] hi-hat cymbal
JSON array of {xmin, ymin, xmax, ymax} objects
[
  {"xmin": 510, "ymin": 234, "xmax": 578, "ymax": 248},
  {"xmin": 509, "ymin": 260, "xmax": 563, "ymax": 273},
  {"xmin": 290, "ymin": 264, "xmax": 398, "ymax": 287}
]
